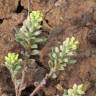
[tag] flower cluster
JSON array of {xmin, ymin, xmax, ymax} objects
[{"xmin": 5, "ymin": 52, "xmax": 21, "ymax": 79}]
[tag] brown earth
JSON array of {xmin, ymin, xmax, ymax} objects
[{"xmin": 0, "ymin": 0, "xmax": 96, "ymax": 96}]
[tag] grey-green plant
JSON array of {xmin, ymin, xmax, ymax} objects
[
  {"xmin": 48, "ymin": 37, "xmax": 79, "ymax": 76},
  {"xmin": 63, "ymin": 84, "xmax": 85, "ymax": 96},
  {"xmin": 5, "ymin": 52, "xmax": 22, "ymax": 80},
  {"xmin": 15, "ymin": 11, "xmax": 47, "ymax": 56},
  {"xmin": 30, "ymin": 37, "xmax": 79, "ymax": 96}
]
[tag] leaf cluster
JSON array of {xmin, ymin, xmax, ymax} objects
[
  {"xmin": 5, "ymin": 52, "xmax": 21, "ymax": 79},
  {"xmin": 15, "ymin": 11, "xmax": 46, "ymax": 55},
  {"xmin": 48, "ymin": 37, "xmax": 79, "ymax": 72},
  {"xmin": 63, "ymin": 84, "xmax": 85, "ymax": 96}
]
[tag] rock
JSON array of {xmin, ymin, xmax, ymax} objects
[
  {"xmin": 87, "ymin": 27, "xmax": 96, "ymax": 45},
  {"xmin": 0, "ymin": 65, "xmax": 15, "ymax": 96},
  {"xmin": 0, "ymin": 0, "xmax": 19, "ymax": 19},
  {"xmin": 0, "ymin": 11, "xmax": 27, "ymax": 64},
  {"xmin": 21, "ymin": 0, "xmax": 29, "ymax": 9}
]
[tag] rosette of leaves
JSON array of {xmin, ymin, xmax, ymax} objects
[
  {"xmin": 48, "ymin": 37, "xmax": 79, "ymax": 73},
  {"xmin": 5, "ymin": 52, "xmax": 22, "ymax": 79},
  {"xmin": 63, "ymin": 84, "xmax": 85, "ymax": 96},
  {"xmin": 15, "ymin": 11, "xmax": 47, "ymax": 56}
]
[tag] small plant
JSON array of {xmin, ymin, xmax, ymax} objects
[
  {"xmin": 5, "ymin": 52, "xmax": 21, "ymax": 80},
  {"xmin": 30, "ymin": 37, "xmax": 79, "ymax": 96},
  {"xmin": 48, "ymin": 37, "xmax": 79, "ymax": 76},
  {"xmin": 15, "ymin": 11, "xmax": 46, "ymax": 56},
  {"xmin": 63, "ymin": 84, "xmax": 85, "ymax": 96}
]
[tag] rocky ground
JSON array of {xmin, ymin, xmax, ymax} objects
[{"xmin": 0, "ymin": 0, "xmax": 96, "ymax": 96}]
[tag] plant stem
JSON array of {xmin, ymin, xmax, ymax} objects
[
  {"xmin": 16, "ymin": 70, "xmax": 25, "ymax": 96},
  {"xmin": 30, "ymin": 70, "xmax": 54, "ymax": 96}
]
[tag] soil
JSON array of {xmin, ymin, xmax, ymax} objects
[{"xmin": 0, "ymin": 0, "xmax": 96, "ymax": 96}]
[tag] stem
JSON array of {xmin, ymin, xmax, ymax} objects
[
  {"xmin": 30, "ymin": 70, "xmax": 54, "ymax": 96},
  {"xmin": 16, "ymin": 70, "xmax": 25, "ymax": 96}
]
